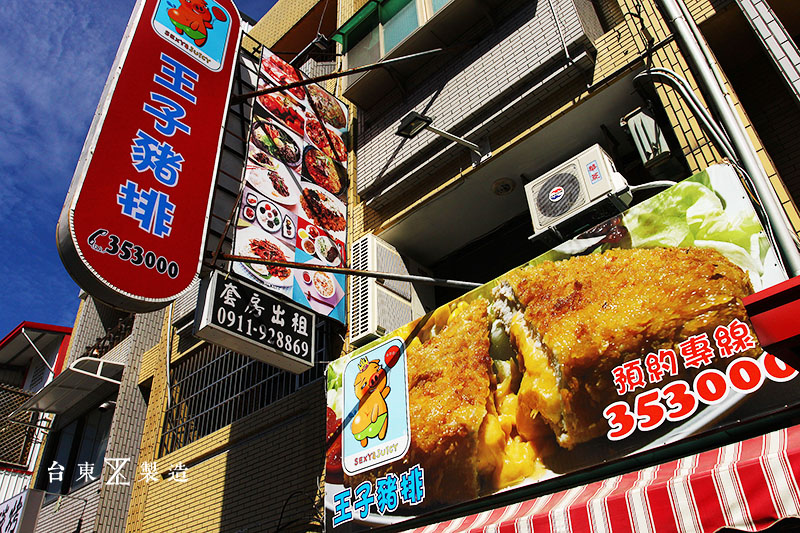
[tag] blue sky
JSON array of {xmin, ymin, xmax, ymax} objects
[{"xmin": 0, "ymin": 0, "xmax": 277, "ymax": 336}]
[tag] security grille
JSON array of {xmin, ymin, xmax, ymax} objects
[
  {"xmin": 0, "ymin": 384, "xmax": 37, "ymax": 468},
  {"xmin": 159, "ymin": 319, "xmax": 332, "ymax": 456}
]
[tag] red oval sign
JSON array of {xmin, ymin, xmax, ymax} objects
[{"xmin": 57, "ymin": 0, "xmax": 241, "ymax": 311}]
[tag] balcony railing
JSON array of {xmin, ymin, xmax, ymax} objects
[
  {"xmin": 0, "ymin": 384, "xmax": 37, "ymax": 469},
  {"xmin": 80, "ymin": 315, "xmax": 135, "ymax": 359}
]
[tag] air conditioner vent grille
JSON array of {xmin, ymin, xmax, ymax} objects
[
  {"xmin": 349, "ymin": 234, "xmax": 421, "ymax": 347},
  {"xmin": 376, "ymin": 289, "xmax": 413, "ymax": 332},
  {"xmin": 534, "ymin": 166, "xmax": 585, "ymax": 223},
  {"xmin": 375, "ymin": 243, "xmax": 411, "ymax": 300},
  {"xmin": 350, "ymin": 237, "xmax": 371, "ymax": 340}
]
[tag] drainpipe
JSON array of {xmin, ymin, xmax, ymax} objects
[{"xmin": 655, "ymin": 0, "xmax": 800, "ymax": 276}]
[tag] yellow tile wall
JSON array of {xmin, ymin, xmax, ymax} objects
[{"xmin": 244, "ymin": 0, "xmax": 322, "ymax": 51}]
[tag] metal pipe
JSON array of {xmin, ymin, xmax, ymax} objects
[
  {"xmin": 221, "ymin": 254, "xmax": 481, "ymax": 290},
  {"xmin": 634, "ymin": 68, "xmax": 736, "ymax": 160},
  {"xmin": 630, "ymin": 180, "xmax": 677, "ymax": 193},
  {"xmin": 231, "ymin": 48, "xmax": 448, "ymax": 105},
  {"xmin": 424, "ymin": 124, "xmax": 482, "ymax": 156},
  {"xmin": 545, "ymin": 0, "xmax": 572, "ymax": 65},
  {"xmin": 21, "ymin": 329, "xmax": 55, "ymax": 375},
  {"xmin": 655, "ymin": 0, "xmax": 800, "ymax": 276},
  {"xmin": 2, "ymin": 418, "xmax": 53, "ymax": 431}
]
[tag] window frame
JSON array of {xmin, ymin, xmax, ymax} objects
[
  {"xmin": 36, "ymin": 399, "xmax": 116, "ymax": 503},
  {"xmin": 343, "ymin": 0, "xmax": 448, "ymax": 69}
]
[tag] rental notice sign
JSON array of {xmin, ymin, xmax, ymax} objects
[{"xmin": 57, "ymin": 0, "xmax": 241, "ymax": 312}]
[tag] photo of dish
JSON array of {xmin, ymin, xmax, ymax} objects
[
  {"xmin": 255, "ymin": 200, "xmax": 281, "ymax": 233},
  {"xmin": 324, "ymin": 170, "xmax": 791, "ymax": 526},
  {"xmin": 261, "ymin": 53, "xmax": 306, "ymax": 101},
  {"xmin": 307, "ymin": 84, "xmax": 347, "ymax": 129},
  {"xmin": 302, "ymin": 147, "xmax": 345, "ymax": 195},
  {"xmin": 312, "ymin": 271, "xmax": 336, "ymax": 299},
  {"xmin": 244, "ymin": 191, "xmax": 259, "ymax": 206},
  {"xmin": 299, "ymin": 184, "xmax": 346, "ymax": 236},
  {"xmin": 282, "ymin": 215, "xmax": 295, "ymax": 240},
  {"xmin": 250, "ymin": 117, "xmax": 301, "ymax": 168},
  {"xmin": 315, "ymin": 235, "xmax": 341, "ymax": 266},
  {"xmin": 241, "ymin": 205, "xmax": 256, "ymax": 222},
  {"xmin": 305, "ymin": 113, "xmax": 347, "ymax": 163},
  {"xmin": 257, "ymin": 81, "xmax": 305, "ymax": 137},
  {"xmin": 234, "ymin": 227, "xmax": 294, "ymax": 287},
  {"xmin": 245, "ymin": 161, "xmax": 300, "ymax": 206},
  {"xmin": 301, "ymin": 238, "xmax": 316, "ymax": 255},
  {"xmin": 331, "ymin": 248, "xmax": 761, "ymax": 515}
]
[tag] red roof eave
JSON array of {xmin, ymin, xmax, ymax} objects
[{"xmin": 0, "ymin": 321, "xmax": 72, "ymax": 352}]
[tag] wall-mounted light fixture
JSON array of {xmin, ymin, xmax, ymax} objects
[{"xmin": 396, "ymin": 111, "xmax": 490, "ymax": 164}]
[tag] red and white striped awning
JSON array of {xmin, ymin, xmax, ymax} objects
[{"xmin": 410, "ymin": 424, "xmax": 800, "ymax": 533}]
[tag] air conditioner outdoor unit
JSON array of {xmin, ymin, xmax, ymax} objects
[
  {"xmin": 349, "ymin": 234, "xmax": 432, "ymax": 347},
  {"xmin": 524, "ymin": 144, "xmax": 632, "ymax": 239}
]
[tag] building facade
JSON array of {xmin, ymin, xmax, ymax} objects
[{"xmin": 22, "ymin": 0, "xmax": 800, "ymax": 531}]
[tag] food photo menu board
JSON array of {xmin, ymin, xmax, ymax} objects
[{"xmin": 232, "ymin": 48, "xmax": 349, "ymax": 324}]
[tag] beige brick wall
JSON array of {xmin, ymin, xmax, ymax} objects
[
  {"xmin": 126, "ymin": 324, "xmax": 326, "ymax": 533},
  {"xmin": 244, "ymin": 0, "xmax": 322, "ymax": 51}
]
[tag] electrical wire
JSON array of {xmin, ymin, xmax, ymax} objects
[
  {"xmin": 633, "ymin": 67, "xmax": 790, "ymax": 274},
  {"xmin": 316, "ymin": 0, "xmax": 331, "ymax": 37},
  {"xmin": 630, "ymin": 180, "xmax": 677, "ymax": 193}
]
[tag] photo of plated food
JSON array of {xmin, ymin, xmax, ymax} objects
[
  {"xmin": 314, "ymin": 235, "xmax": 341, "ymax": 266},
  {"xmin": 299, "ymin": 184, "xmax": 346, "ymax": 235},
  {"xmin": 305, "ymin": 113, "xmax": 347, "ymax": 163},
  {"xmin": 244, "ymin": 159, "xmax": 300, "ymax": 206},
  {"xmin": 261, "ymin": 53, "xmax": 306, "ymax": 101},
  {"xmin": 250, "ymin": 116, "xmax": 301, "ymax": 168},
  {"xmin": 233, "ymin": 226, "xmax": 294, "ymax": 288},
  {"xmin": 313, "ymin": 271, "xmax": 336, "ymax": 299},
  {"xmin": 254, "ymin": 200, "xmax": 281, "ymax": 233},
  {"xmin": 234, "ymin": 47, "xmax": 350, "ymax": 324},
  {"xmin": 307, "ymin": 84, "xmax": 347, "ymax": 129},
  {"xmin": 333, "ymin": 246, "xmax": 760, "ymax": 510},
  {"xmin": 257, "ymin": 82, "xmax": 306, "ymax": 137},
  {"xmin": 302, "ymin": 147, "xmax": 345, "ymax": 195}
]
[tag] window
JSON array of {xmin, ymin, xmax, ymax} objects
[
  {"xmin": 36, "ymin": 401, "xmax": 115, "ymax": 502},
  {"xmin": 159, "ymin": 319, "xmax": 337, "ymax": 455},
  {"xmin": 344, "ymin": 0, "xmax": 451, "ymax": 69}
]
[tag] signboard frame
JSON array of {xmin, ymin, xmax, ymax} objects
[
  {"xmin": 195, "ymin": 270, "xmax": 317, "ymax": 374},
  {"xmin": 324, "ymin": 163, "xmax": 799, "ymax": 529},
  {"xmin": 57, "ymin": 0, "xmax": 242, "ymax": 312}
]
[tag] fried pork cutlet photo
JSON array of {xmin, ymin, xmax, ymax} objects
[
  {"xmin": 345, "ymin": 299, "xmax": 497, "ymax": 505},
  {"xmin": 337, "ymin": 246, "xmax": 761, "ymax": 512},
  {"xmin": 344, "ymin": 299, "xmax": 549, "ymax": 506},
  {"xmin": 494, "ymin": 246, "xmax": 758, "ymax": 450}
]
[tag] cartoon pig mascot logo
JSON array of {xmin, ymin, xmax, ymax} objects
[
  {"xmin": 168, "ymin": 0, "xmax": 227, "ymax": 47},
  {"xmin": 351, "ymin": 357, "xmax": 390, "ymax": 448}
]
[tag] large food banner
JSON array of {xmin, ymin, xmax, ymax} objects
[
  {"xmin": 324, "ymin": 164, "xmax": 799, "ymax": 528},
  {"xmin": 232, "ymin": 48, "xmax": 349, "ymax": 323}
]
